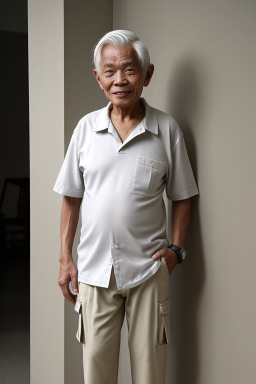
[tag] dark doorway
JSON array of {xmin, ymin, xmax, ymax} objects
[{"xmin": 0, "ymin": 1, "xmax": 30, "ymax": 383}]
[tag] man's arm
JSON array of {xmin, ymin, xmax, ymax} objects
[
  {"xmin": 57, "ymin": 195, "xmax": 82, "ymax": 304},
  {"xmin": 152, "ymin": 198, "xmax": 191, "ymax": 275},
  {"xmin": 171, "ymin": 197, "xmax": 191, "ymax": 249}
]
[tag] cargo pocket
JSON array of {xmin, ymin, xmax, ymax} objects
[
  {"xmin": 158, "ymin": 298, "xmax": 171, "ymax": 345},
  {"xmin": 74, "ymin": 298, "xmax": 85, "ymax": 344}
]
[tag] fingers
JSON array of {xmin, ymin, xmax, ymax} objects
[
  {"xmin": 152, "ymin": 247, "xmax": 166, "ymax": 260},
  {"xmin": 58, "ymin": 260, "xmax": 78, "ymax": 305},
  {"xmin": 71, "ymin": 276, "xmax": 79, "ymax": 295},
  {"xmin": 58, "ymin": 274, "xmax": 76, "ymax": 304},
  {"xmin": 151, "ymin": 248, "xmax": 178, "ymax": 277},
  {"xmin": 60, "ymin": 282, "xmax": 76, "ymax": 305}
]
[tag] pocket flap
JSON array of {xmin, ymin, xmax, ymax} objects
[
  {"xmin": 74, "ymin": 299, "xmax": 82, "ymax": 313},
  {"xmin": 137, "ymin": 156, "xmax": 166, "ymax": 171},
  {"xmin": 74, "ymin": 299, "xmax": 85, "ymax": 344},
  {"xmin": 159, "ymin": 299, "xmax": 170, "ymax": 315}
]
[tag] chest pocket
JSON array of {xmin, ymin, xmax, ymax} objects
[{"xmin": 132, "ymin": 156, "xmax": 166, "ymax": 197}]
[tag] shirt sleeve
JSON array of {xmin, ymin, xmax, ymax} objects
[
  {"xmin": 165, "ymin": 129, "xmax": 199, "ymax": 201},
  {"xmin": 53, "ymin": 127, "xmax": 84, "ymax": 198}
]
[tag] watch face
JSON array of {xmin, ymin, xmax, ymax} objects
[{"xmin": 181, "ymin": 250, "xmax": 186, "ymax": 259}]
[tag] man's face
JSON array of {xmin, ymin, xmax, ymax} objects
[{"xmin": 93, "ymin": 44, "xmax": 154, "ymax": 109}]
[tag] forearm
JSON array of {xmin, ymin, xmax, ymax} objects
[
  {"xmin": 60, "ymin": 196, "xmax": 82, "ymax": 261},
  {"xmin": 171, "ymin": 198, "xmax": 191, "ymax": 248}
]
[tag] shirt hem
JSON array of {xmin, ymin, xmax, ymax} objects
[
  {"xmin": 53, "ymin": 185, "xmax": 84, "ymax": 198},
  {"xmin": 78, "ymin": 261, "xmax": 161, "ymax": 290},
  {"xmin": 116, "ymin": 260, "xmax": 161, "ymax": 290},
  {"xmin": 78, "ymin": 274, "xmax": 110, "ymax": 288},
  {"xmin": 168, "ymin": 186, "xmax": 199, "ymax": 201}
]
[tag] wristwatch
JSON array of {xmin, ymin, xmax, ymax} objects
[{"xmin": 167, "ymin": 244, "xmax": 186, "ymax": 264}]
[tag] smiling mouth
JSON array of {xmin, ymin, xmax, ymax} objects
[{"xmin": 113, "ymin": 91, "xmax": 131, "ymax": 95}]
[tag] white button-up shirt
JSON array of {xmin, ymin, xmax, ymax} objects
[{"xmin": 53, "ymin": 97, "xmax": 199, "ymax": 290}]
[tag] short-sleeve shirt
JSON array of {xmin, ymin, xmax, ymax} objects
[{"xmin": 53, "ymin": 97, "xmax": 199, "ymax": 290}]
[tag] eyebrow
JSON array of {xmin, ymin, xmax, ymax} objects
[{"xmin": 103, "ymin": 61, "xmax": 135, "ymax": 68}]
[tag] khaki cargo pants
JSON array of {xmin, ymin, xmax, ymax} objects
[{"xmin": 74, "ymin": 256, "xmax": 171, "ymax": 384}]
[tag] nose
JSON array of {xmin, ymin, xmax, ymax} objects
[{"xmin": 114, "ymin": 70, "xmax": 128, "ymax": 85}]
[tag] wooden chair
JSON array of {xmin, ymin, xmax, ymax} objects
[{"xmin": 0, "ymin": 177, "xmax": 30, "ymax": 257}]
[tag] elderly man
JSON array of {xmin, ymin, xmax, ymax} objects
[{"xmin": 53, "ymin": 30, "xmax": 199, "ymax": 384}]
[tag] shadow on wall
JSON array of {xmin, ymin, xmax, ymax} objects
[{"xmin": 167, "ymin": 55, "xmax": 205, "ymax": 384}]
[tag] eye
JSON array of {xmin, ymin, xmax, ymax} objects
[
  {"xmin": 126, "ymin": 68, "xmax": 135, "ymax": 73},
  {"xmin": 105, "ymin": 70, "xmax": 113, "ymax": 76}
]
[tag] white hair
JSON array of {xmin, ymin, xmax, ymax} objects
[{"xmin": 93, "ymin": 30, "xmax": 150, "ymax": 74}]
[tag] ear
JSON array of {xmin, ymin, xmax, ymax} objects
[
  {"xmin": 93, "ymin": 69, "xmax": 104, "ymax": 90},
  {"xmin": 143, "ymin": 64, "xmax": 154, "ymax": 87}
]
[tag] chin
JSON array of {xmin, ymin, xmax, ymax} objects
[{"xmin": 112, "ymin": 98, "xmax": 133, "ymax": 106}]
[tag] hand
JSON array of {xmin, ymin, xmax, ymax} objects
[
  {"xmin": 152, "ymin": 247, "xmax": 179, "ymax": 276},
  {"xmin": 58, "ymin": 259, "xmax": 79, "ymax": 305}
]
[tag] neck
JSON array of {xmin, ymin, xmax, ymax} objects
[{"xmin": 110, "ymin": 99, "xmax": 145, "ymax": 122}]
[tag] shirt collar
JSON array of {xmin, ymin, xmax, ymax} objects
[{"xmin": 93, "ymin": 97, "xmax": 159, "ymax": 135}]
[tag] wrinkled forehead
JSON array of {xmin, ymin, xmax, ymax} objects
[{"xmin": 100, "ymin": 43, "xmax": 141, "ymax": 67}]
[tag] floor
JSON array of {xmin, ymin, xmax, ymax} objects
[{"xmin": 0, "ymin": 246, "xmax": 30, "ymax": 383}]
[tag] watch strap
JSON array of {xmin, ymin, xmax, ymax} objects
[{"xmin": 167, "ymin": 244, "xmax": 185, "ymax": 263}]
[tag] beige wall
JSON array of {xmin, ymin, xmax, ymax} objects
[
  {"xmin": 114, "ymin": 0, "xmax": 256, "ymax": 383},
  {"xmin": 28, "ymin": 0, "xmax": 65, "ymax": 383}
]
